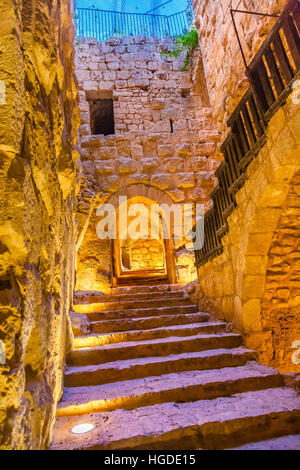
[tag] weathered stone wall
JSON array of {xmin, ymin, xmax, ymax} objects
[
  {"xmin": 122, "ymin": 238, "xmax": 166, "ymax": 271},
  {"xmin": 75, "ymin": 35, "xmax": 220, "ymax": 290},
  {"xmin": 190, "ymin": 88, "xmax": 300, "ymax": 373},
  {"xmin": 261, "ymin": 170, "xmax": 300, "ymax": 371},
  {"xmin": 80, "ymin": 130, "xmax": 218, "ymax": 206},
  {"xmin": 0, "ymin": 0, "xmax": 79, "ymax": 449},
  {"xmin": 192, "ymin": 0, "xmax": 287, "ymax": 138},
  {"xmin": 76, "ymin": 35, "xmax": 209, "ymax": 135},
  {"xmin": 75, "ymin": 35, "xmax": 219, "ymax": 207}
]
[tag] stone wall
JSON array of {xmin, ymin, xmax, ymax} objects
[
  {"xmin": 75, "ymin": 35, "xmax": 219, "ymax": 207},
  {"xmin": 192, "ymin": 0, "xmax": 288, "ymax": 138},
  {"xmin": 0, "ymin": 0, "xmax": 79, "ymax": 449},
  {"xmin": 76, "ymin": 35, "xmax": 211, "ymax": 135},
  {"xmin": 74, "ymin": 35, "xmax": 221, "ymax": 290},
  {"xmin": 122, "ymin": 238, "xmax": 166, "ymax": 271},
  {"xmin": 80, "ymin": 130, "xmax": 218, "ymax": 206},
  {"xmin": 261, "ymin": 170, "xmax": 300, "ymax": 371},
  {"xmin": 190, "ymin": 87, "xmax": 300, "ymax": 373}
]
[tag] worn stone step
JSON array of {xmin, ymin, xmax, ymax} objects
[
  {"xmin": 51, "ymin": 387, "xmax": 300, "ymax": 450},
  {"xmin": 74, "ymin": 289, "xmax": 187, "ymax": 305},
  {"xmin": 68, "ymin": 332, "xmax": 243, "ymax": 366},
  {"xmin": 230, "ymin": 434, "xmax": 300, "ymax": 450},
  {"xmin": 65, "ymin": 347, "xmax": 256, "ymax": 387},
  {"xmin": 75, "ymin": 322, "xmax": 227, "ymax": 348},
  {"xmin": 73, "ymin": 297, "xmax": 191, "ymax": 314},
  {"xmin": 91, "ymin": 312, "xmax": 210, "ymax": 334},
  {"xmin": 111, "ymin": 284, "xmax": 182, "ymax": 295},
  {"xmin": 86, "ymin": 304, "xmax": 198, "ymax": 321},
  {"xmin": 57, "ymin": 363, "xmax": 283, "ymax": 417}
]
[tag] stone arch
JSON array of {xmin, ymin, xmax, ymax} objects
[
  {"xmin": 112, "ymin": 193, "xmax": 176, "ymax": 285},
  {"xmin": 75, "ymin": 183, "xmax": 189, "ymax": 292},
  {"xmin": 107, "ymin": 184, "xmax": 185, "ymax": 285},
  {"xmin": 106, "ymin": 184, "xmax": 197, "ymax": 285},
  {"xmin": 106, "ymin": 183, "xmax": 175, "ymax": 210},
  {"xmin": 76, "ymin": 183, "xmax": 176, "ymax": 254}
]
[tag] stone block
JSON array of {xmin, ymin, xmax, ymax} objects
[
  {"xmin": 151, "ymin": 174, "xmax": 174, "ymax": 190},
  {"xmin": 83, "ymin": 80, "xmax": 98, "ymax": 91},
  {"xmin": 177, "ymin": 144, "xmax": 193, "ymax": 157},
  {"xmin": 191, "ymin": 156, "xmax": 208, "ymax": 172},
  {"xmin": 141, "ymin": 157, "xmax": 160, "ymax": 173},
  {"xmin": 143, "ymin": 139, "xmax": 157, "ymax": 157},
  {"xmin": 157, "ymin": 145, "xmax": 173, "ymax": 158},
  {"xmin": 98, "ymin": 175, "xmax": 120, "ymax": 193},
  {"xmin": 95, "ymin": 160, "xmax": 115, "ymax": 176},
  {"xmin": 176, "ymin": 173, "xmax": 195, "ymax": 189},
  {"xmin": 151, "ymin": 98, "xmax": 165, "ymax": 110},
  {"xmin": 166, "ymin": 189, "xmax": 186, "ymax": 203},
  {"xmin": 164, "ymin": 158, "xmax": 184, "ymax": 173},
  {"xmin": 118, "ymin": 157, "xmax": 137, "ymax": 175},
  {"xmin": 195, "ymin": 142, "xmax": 216, "ymax": 156}
]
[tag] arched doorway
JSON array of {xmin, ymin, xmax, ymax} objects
[{"xmin": 113, "ymin": 195, "xmax": 176, "ymax": 285}]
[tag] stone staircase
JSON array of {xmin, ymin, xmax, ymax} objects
[{"xmin": 51, "ymin": 284, "xmax": 300, "ymax": 450}]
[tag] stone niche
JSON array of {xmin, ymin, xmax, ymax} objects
[
  {"xmin": 0, "ymin": 0, "xmax": 79, "ymax": 450},
  {"xmin": 121, "ymin": 238, "xmax": 166, "ymax": 271},
  {"xmin": 86, "ymin": 90, "xmax": 115, "ymax": 135}
]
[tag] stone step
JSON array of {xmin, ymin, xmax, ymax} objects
[
  {"xmin": 75, "ymin": 322, "xmax": 227, "ymax": 348},
  {"xmin": 68, "ymin": 332, "xmax": 243, "ymax": 367},
  {"xmin": 91, "ymin": 312, "xmax": 210, "ymax": 334},
  {"xmin": 56, "ymin": 363, "xmax": 283, "ymax": 417},
  {"xmin": 65, "ymin": 347, "xmax": 256, "ymax": 387},
  {"xmin": 86, "ymin": 304, "xmax": 198, "ymax": 321},
  {"xmin": 111, "ymin": 284, "xmax": 182, "ymax": 295},
  {"xmin": 230, "ymin": 434, "xmax": 300, "ymax": 450},
  {"xmin": 73, "ymin": 297, "xmax": 191, "ymax": 314},
  {"xmin": 74, "ymin": 289, "xmax": 187, "ymax": 304},
  {"xmin": 51, "ymin": 387, "xmax": 300, "ymax": 450}
]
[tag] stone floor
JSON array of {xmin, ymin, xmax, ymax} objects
[{"xmin": 51, "ymin": 284, "xmax": 300, "ymax": 450}]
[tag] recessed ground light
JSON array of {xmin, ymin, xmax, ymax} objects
[{"xmin": 71, "ymin": 423, "xmax": 95, "ymax": 435}]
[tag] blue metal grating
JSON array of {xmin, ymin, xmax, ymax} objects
[{"xmin": 75, "ymin": 0, "xmax": 194, "ymax": 41}]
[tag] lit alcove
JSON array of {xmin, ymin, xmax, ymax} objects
[{"xmin": 113, "ymin": 196, "xmax": 175, "ymax": 285}]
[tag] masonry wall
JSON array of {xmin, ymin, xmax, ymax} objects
[
  {"xmin": 75, "ymin": 35, "xmax": 219, "ymax": 205},
  {"xmin": 75, "ymin": 35, "xmax": 220, "ymax": 289},
  {"xmin": 189, "ymin": 88, "xmax": 300, "ymax": 373},
  {"xmin": 0, "ymin": 0, "xmax": 79, "ymax": 449}
]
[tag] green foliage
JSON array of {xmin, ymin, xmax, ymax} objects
[
  {"xmin": 161, "ymin": 27, "xmax": 198, "ymax": 71},
  {"xmin": 112, "ymin": 29, "xmax": 125, "ymax": 38}
]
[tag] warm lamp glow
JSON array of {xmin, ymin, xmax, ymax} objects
[{"xmin": 71, "ymin": 423, "xmax": 95, "ymax": 434}]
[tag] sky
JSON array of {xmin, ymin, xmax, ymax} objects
[{"xmin": 75, "ymin": 0, "xmax": 189, "ymax": 15}]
